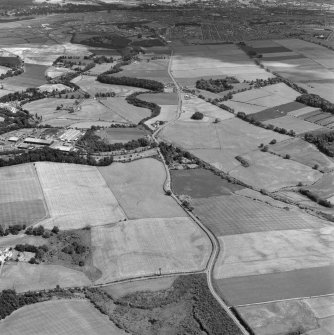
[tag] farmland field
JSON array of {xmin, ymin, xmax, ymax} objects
[
  {"xmin": 0, "ymin": 164, "xmax": 47, "ymax": 227},
  {"xmin": 145, "ymin": 105, "xmax": 177, "ymax": 129},
  {"xmin": 95, "ymin": 127, "xmax": 147, "ymax": 144},
  {"xmin": 307, "ymin": 172, "xmax": 334, "ymax": 200},
  {"xmin": 98, "ymin": 158, "xmax": 186, "ymax": 219},
  {"xmin": 0, "ymin": 299, "xmax": 126, "ymax": 335},
  {"xmin": 171, "ymin": 44, "xmax": 274, "ymax": 81},
  {"xmin": 138, "ymin": 92, "xmax": 178, "ymax": 105},
  {"xmin": 171, "ymin": 168, "xmax": 244, "ymax": 198},
  {"xmin": 229, "ymin": 150, "xmax": 322, "ymax": 191},
  {"xmin": 214, "ymin": 226, "xmax": 334, "ymax": 279},
  {"xmin": 216, "ymin": 266, "xmax": 334, "ymax": 306},
  {"xmin": 191, "ymin": 195, "xmax": 325, "ymax": 236},
  {"xmin": 91, "ymin": 217, "xmax": 211, "ymax": 283},
  {"xmin": 0, "ymin": 263, "xmax": 91, "ymax": 292},
  {"xmin": 36, "ymin": 162, "xmax": 126, "ymax": 230},
  {"xmin": 270, "ymin": 138, "xmax": 334, "ymax": 171}
]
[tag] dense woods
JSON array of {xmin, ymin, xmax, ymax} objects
[
  {"xmin": 296, "ymin": 94, "xmax": 334, "ymax": 114},
  {"xmin": 196, "ymin": 77, "xmax": 237, "ymax": 93},
  {"xmin": 97, "ymin": 74, "xmax": 164, "ymax": 92}
]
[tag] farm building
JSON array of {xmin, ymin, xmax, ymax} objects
[
  {"xmin": 24, "ymin": 138, "xmax": 53, "ymax": 146},
  {"xmin": 8, "ymin": 136, "xmax": 19, "ymax": 142}
]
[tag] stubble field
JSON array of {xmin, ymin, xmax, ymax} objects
[{"xmin": 92, "ymin": 217, "xmax": 211, "ymax": 283}]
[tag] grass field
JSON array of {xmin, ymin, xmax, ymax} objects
[
  {"xmin": 0, "ymin": 299, "xmax": 126, "ymax": 335},
  {"xmin": 99, "ymin": 97, "xmax": 151, "ymax": 124},
  {"xmin": 0, "ymin": 164, "xmax": 47, "ymax": 227},
  {"xmin": 45, "ymin": 66, "xmax": 73, "ymax": 79},
  {"xmin": 0, "ymin": 263, "xmax": 91, "ymax": 292},
  {"xmin": 307, "ymin": 172, "xmax": 334, "ymax": 200},
  {"xmin": 229, "ymin": 150, "xmax": 322, "ymax": 191},
  {"xmin": 138, "ymin": 92, "xmax": 178, "ymax": 105},
  {"xmin": 270, "ymin": 138, "xmax": 334, "ymax": 171},
  {"xmin": 101, "ymin": 276, "xmax": 177, "ymax": 299},
  {"xmin": 95, "ymin": 127, "xmax": 147, "ymax": 144},
  {"xmin": 236, "ymin": 300, "xmax": 318, "ymax": 335},
  {"xmin": 91, "ymin": 217, "xmax": 211, "ymax": 283},
  {"xmin": 171, "ymin": 168, "xmax": 244, "ymax": 198},
  {"xmin": 214, "ymin": 226, "xmax": 334, "ymax": 279},
  {"xmin": 216, "ymin": 266, "xmax": 334, "ymax": 306},
  {"xmin": 192, "ymin": 195, "xmax": 324, "ymax": 236},
  {"xmin": 98, "ymin": 158, "xmax": 186, "ymax": 219},
  {"xmin": 171, "ymin": 44, "xmax": 274, "ymax": 81},
  {"xmin": 145, "ymin": 105, "xmax": 177, "ymax": 129},
  {"xmin": 74, "ymin": 75, "xmax": 148, "ymax": 97},
  {"xmin": 36, "ymin": 162, "xmax": 126, "ymax": 230}
]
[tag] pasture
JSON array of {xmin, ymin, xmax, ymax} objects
[
  {"xmin": 214, "ymin": 226, "xmax": 334, "ymax": 279},
  {"xmin": 95, "ymin": 127, "xmax": 147, "ymax": 144},
  {"xmin": 98, "ymin": 158, "xmax": 187, "ymax": 219},
  {"xmin": 35, "ymin": 162, "xmax": 126, "ymax": 230},
  {"xmin": 0, "ymin": 299, "xmax": 125, "ymax": 335},
  {"xmin": 0, "ymin": 263, "xmax": 91, "ymax": 292},
  {"xmin": 0, "ymin": 164, "xmax": 47, "ymax": 227},
  {"xmin": 171, "ymin": 44, "xmax": 274, "ymax": 81},
  {"xmin": 270, "ymin": 138, "xmax": 334, "ymax": 171},
  {"xmin": 216, "ymin": 266, "xmax": 334, "ymax": 306},
  {"xmin": 171, "ymin": 168, "xmax": 244, "ymax": 198},
  {"xmin": 91, "ymin": 217, "xmax": 211, "ymax": 283},
  {"xmin": 263, "ymin": 115, "xmax": 324, "ymax": 135},
  {"xmin": 191, "ymin": 195, "xmax": 324, "ymax": 236},
  {"xmin": 229, "ymin": 150, "xmax": 322, "ymax": 191}
]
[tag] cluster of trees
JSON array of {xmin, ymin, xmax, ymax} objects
[
  {"xmin": 196, "ymin": 77, "xmax": 238, "ymax": 93},
  {"xmin": 25, "ymin": 225, "xmax": 45, "ymax": 237},
  {"xmin": 0, "ymin": 108, "xmax": 35, "ymax": 135},
  {"xmin": 62, "ymin": 241, "xmax": 87, "ymax": 256},
  {"xmin": 0, "ymin": 88, "xmax": 47, "ymax": 104},
  {"xmin": 97, "ymin": 74, "xmax": 164, "ymax": 92},
  {"xmin": 15, "ymin": 243, "xmax": 49, "ymax": 264},
  {"xmin": 304, "ymin": 132, "xmax": 334, "ymax": 157},
  {"xmin": 296, "ymin": 94, "xmax": 334, "ymax": 114},
  {"xmin": 159, "ymin": 142, "xmax": 196, "ymax": 166},
  {"xmin": 95, "ymin": 92, "xmax": 116, "ymax": 98},
  {"xmin": 191, "ymin": 111, "xmax": 204, "ymax": 120},
  {"xmin": 0, "ymin": 66, "xmax": 23, "ymax": 80},
  {"xmin": 0, "ymin": 224, "xmax": 25, "ymax": 236},
  {"xmin": 237, "ymin": 112, "xmax": 296, "ymax": 136},
  {"xmin": 299, "ymin": 188, "xmax": 333, "ymax": 208},
  {"xmin": 247, "ymin": 77, "xmax": 282, "ymax": 88},
  {"xmin": 92, "ymin": 55, "xmax": 114, "ymax": 64},
  {"xmin": 77, "ymin": 129, "xmax": 149, "ymax": 153},
  {"xmin": 0, "ymin": 147, "xmax": 114, "ymax": 168}
]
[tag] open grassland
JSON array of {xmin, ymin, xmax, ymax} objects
[
  {"xmin": 216, "ymin": 266, "xmax": 334, "ymax": 306},
  {"xmin": 92, "ymin": 217, "xmax": 211, "ymax": 283},
  {"xmin": 99, "ymin": 97, "xmax": 151, "ymax": 124},
  {"xmin": 192, "ymin": 195, "xmax": 324, "ymax": 236},
  {"xmin": 214, "ymin": 226, "xmax": 334, "ymax": 279},
  {"xmin": 3, "ymin": 63, "xmax": 47, "ymax": 90},
  {"xmin": 236, "ymin": 300, "xmax": 318, "ymax": 335},
  {"xmin": 171, "ymin": 168, "xmax": 244, "ymax": 198},
  {"xmin": 307, "ymin": 172, "xmax": 334, "ymax": 200},
  {"xmin": 138, "ymin": 92, "xmax": 178, "ymax": 105},
  {"xmin": 95, "ymin": 127, "xmax": 147, "ymax": 144},
  {"xmin": 0, "ymin": 263, "xmax": 91, "ymax": 292},
  {"xmin": 229, "ymin": 150, "xmax": 322, "ymax": 191},
  {"xmin": 270, "ymin": 138, "xmax": 334, "ymax": 171},
  {"xmin": 171, "ymin": 44, "xmax": 274, "ymax": 81},
  {"xmin": 160, "ymin": 117, "xmax": 289, "ymax": 172},
  {"xmin": 179, "ymin": 96, "xmax": 235, "ymax": 122},
  {"xmin": 98, "ymin": 158, "xmax": 186, "ymax": 219},
  {"xmin": 0, "ymin": 299, "xmax": 126, "ymax": 335},
  {"xmin": 0, "ymin": 164, "xmax": 46, "ymax": 227},
  {"xmin": 36, "ymin": 163, "xmax": 126, "ymax": 230},
  {"xmin": 73, "ymin": 75, "xmax": 148, "ymax": 97},
  {"xmin": 101, "ymin": 276, "xmax": 177, "ymax": 299}
]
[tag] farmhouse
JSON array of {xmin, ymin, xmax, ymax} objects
[{"xmin": 24, "ymin": 138, "xmax": 53, "ymax": 146}]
